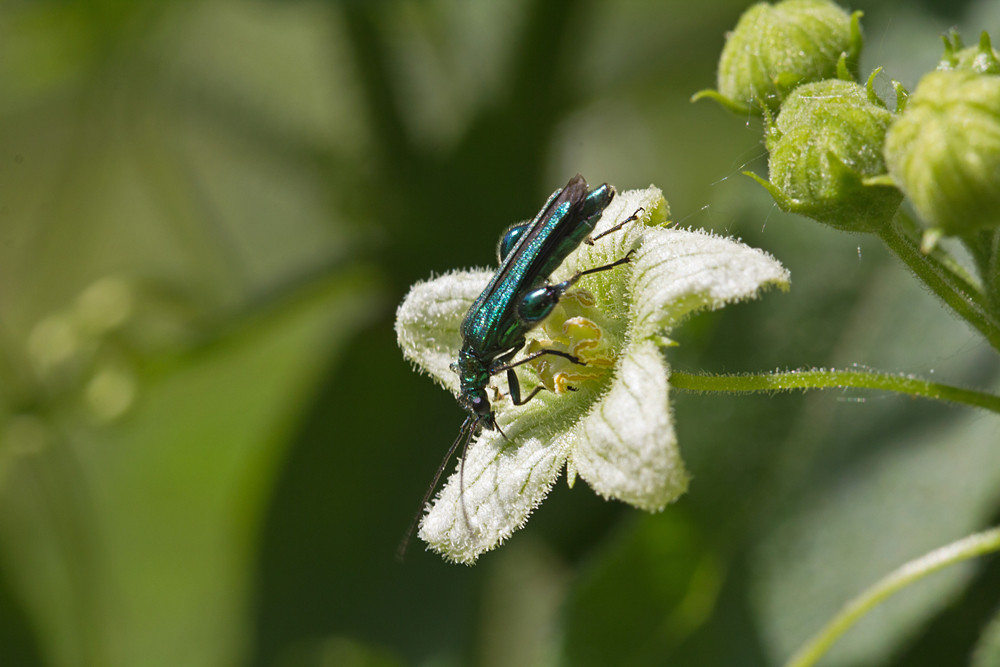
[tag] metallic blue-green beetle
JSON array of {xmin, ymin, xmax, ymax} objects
[
  {"xmin": 399, "ymin": 175, "xmax": 634, "ymax": 557},
  {"xmin": 453, "ymin": 174, "xmax": 629, "ymax": 430}
]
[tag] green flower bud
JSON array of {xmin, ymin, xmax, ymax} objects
[
  {"xmin": 884, "ymin": 69, "xmax": 1000, "ymax": 236},
  {"xmin": 693, "ymin": 0, "xmax": 863, "ymax": 115},
  {"xmin": 747, "ymin": 77, "xmax": 902, "ymax": 232},
  {"xmin": 939, "ymin": 30, "xmax": 1000, "ymax": 76}
]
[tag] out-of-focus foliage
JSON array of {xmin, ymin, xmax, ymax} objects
[
  {"xmin": 0, "ymin": 1, "xmax": 380, "ymax": 666},
  {"xmin": 0, "ymin": 1, "xmax": 996, "ymax": 667},
  {"xmin": 564, "ymin": 508, "xmax": 724, "ymax": 667}
]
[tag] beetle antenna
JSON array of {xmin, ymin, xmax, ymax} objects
[
  {"xmin": 458, "ymin": 416, "xmax": 481, "ymax": 533},
  {"xmin": 396, "ymin": 415, "xmax": 475, "ymax": 562},
  {"xmin": 491, "ymin": 413, "xmax": 508, "ymax": 440}
]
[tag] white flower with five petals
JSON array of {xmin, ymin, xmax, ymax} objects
[{"xmin": 396, "ymin": 186, "xmax": 789, "ymax": 563}]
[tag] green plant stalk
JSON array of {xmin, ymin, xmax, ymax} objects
[
  {"xmin": 668, "ymin": 369, "xmax": 1000, "ymax": 414},
  {"xmin": 878, "ymin": 216, "xmax": 1000, "ymax": 351},
  {"xmin": 963, "ymin": 229, "xmax": 1000, "ymax": 312},
  {"xmin": 891, "ymin": 212, "xmax": 986, "ymax": 301},
  {"xmin": 782, "ymin": 526, "xmax": 1000, "ymax": 667}
]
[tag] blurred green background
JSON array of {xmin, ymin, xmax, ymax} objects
[{"xmin": 0, "ymin": 0, "xmax": 998, "ymax": 666}]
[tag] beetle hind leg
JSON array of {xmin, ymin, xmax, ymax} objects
[{"xmin": 585, "ymin": 206, "xmax": 645, "ymax": 245}]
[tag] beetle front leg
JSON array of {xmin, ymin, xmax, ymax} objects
[
  {"xmin": 490, "ymin": 342, "xmax": 535, "ymax": 406},
  {"xmin": 492, "ymin": 348, "xmax": 584, "ymax": 374},
  {"xmin": 505, "ymin": 368, "xmax": 546, "ymax": 406},
  {"xmin": 490, "ymin": 342, "xmax": 525, "ymax": 374},
  {"xmin": 491, "ymin": 344, "xmax": 577, "ymax": 407}
]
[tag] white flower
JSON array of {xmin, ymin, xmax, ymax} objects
[{"xmin": 396, "ymin": 186, "xmax": 790, "ymax": 563}]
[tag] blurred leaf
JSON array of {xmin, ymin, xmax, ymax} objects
[
  {"xmin": 164, "ymin": 0, "xmax": 371, "ymax": 156},
  {"xmin": 751, "ymin": 390, "xmax": 1000, "ymax": 667},
  {"xmin": 0, "ymin": 565, "xmax": 42, "ymax": 667},
  {"xmin": 885, "ymin": 547, "xmax": 1000, "ymax": 667},
  {"xmin": 0, "ymin": 270, "xmax": 381, "ymax": 667},
  {"xmin": 476, "ymin": 540, "xmax": 570, "ymax": 667},
  {"xmin": 0, "ymin": 3, "xmax": 384, "ymax": 664},
  {"xmin": 745, "ymin": 202, "xmax": 1000, "ymax": 666},
  {"xmin": 562, "ymin": 508, "xmax": 724, "ymax": 667},
  {"xmin": 277, "ymin": 636, "xmax": 406, "ymax": 667},
  {"xmin": 376, "ymin": 0, "xmax": 529, "ymax": 153},
  {"xmin": 973, "ymin": 605, "xmax": 1000, "ymax": 667},
  {"xmin": 0, "ymin": 0, "xmax": 366, "ymax": 336}
]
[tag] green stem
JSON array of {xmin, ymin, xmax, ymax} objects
[
  {"xmin": 878, "ymin": 217, "xmax": 1000, "ymax": 352},
  {"xmin": 668, "ymin": 369, "xmax": 1000, "ymax": 414},
  {"xmin": 783, "ymin": 526, "xmax": 1000, "ymax": 667},
  {"xmin": 896, "ymin": 212, "xmax": 991, "ymax": 308},
  {"xmin": 963, "ymin": 229, "xmax": 1000, "ymax": 312}
]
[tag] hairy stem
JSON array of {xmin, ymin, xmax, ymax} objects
[
  {"xmin": 783, "ymin": 527, "xmax": 1000, "ymax": 667},
  {"xmin": 668, "ymin": 369, "xmax": 1000, "ymax": 414},
  {"xmin": 963, "ymin": 229, "xmax": 1000, "ymax": 312},
  {"xmin": 878, "ymin": 217, "xmax": 1000, "ymax": 352}
]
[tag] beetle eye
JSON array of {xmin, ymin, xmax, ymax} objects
[{"xmin": 470, "ymin": 393, "xmax": 491, "ymax": 415}]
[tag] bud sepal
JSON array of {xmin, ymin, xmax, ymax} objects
[
  {"xmin": 938, "ymin": 30, "xmax": 1000, "ymax": 76},
  {"xmin": 693, "ymin": 0, "xmax": 863, "ymax": 116},
  {"xmin": 746, "ymin": 76, "xmax": 903, "ymax": 232},
  {"xmin": 884, "ymin": 67, "xmax": 1000, "ymax": 237}
]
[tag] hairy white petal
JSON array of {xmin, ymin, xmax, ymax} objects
[
  {"xmin": 570, "ymin": 338, "xmax": 688, "ymax": 511},
  {"xmin": 418, "ymin": 427, "xmax": 569, "ymax": 565},
  {"xmin": 418, "ymin": 378, "xmax": 598, "ymax": 563},
  {"xmin": 631, "ymin": 228, "xmax": 790, "ymax": 339},
  {"xmin": 395, "ymin": 269, "xmax": 491, "ymax": 392}
]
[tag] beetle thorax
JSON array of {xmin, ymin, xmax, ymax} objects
[
  {"xmin": 455, "ymin": 349, "xmax": 492, "ymax": 416},
  {"xmin": 455, "ymin": 349, "xmax": 489, "ymax": 393}
]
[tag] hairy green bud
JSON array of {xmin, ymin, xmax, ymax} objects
[
  {"xmin": 939, "ymin": 30, "xmax": 1000, "ymax": 76},
  {"xmin": 884, "ymin": 69, "xmax": 1000, "ymax": 236},
  {"xmin": 693, "ymin": 0, "xmax": 863, "ymax": 115},
  {"xmin": 747, "ymin": 77, "xmax": 902, "ymax": 232}
]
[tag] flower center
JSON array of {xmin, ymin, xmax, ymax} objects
[{"xmin": 525, "ymin": 289, "xmax": 617, "ymax": 394}]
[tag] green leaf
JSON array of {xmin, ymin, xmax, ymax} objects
[
  {"xmin": 275, "ymin": 635, "xmax": 406, "ymax": 667},
  {"xmin": 563, "ymin": 509, "xmax": 724, "ymax": 667},
  {"xmin": 752, "ymin": 383, "xmax": 1000, "ymax": 667},
  {"xmin": 0, "ymin": 3, "xmax": 381, "ymax": 662},
  {"xmin": 0, "ymin": 272, "xmax": 380, "ymax": 667},
  {"xmin": 745, "ymin": 236, "xmax": 1000, "ymax": 665},
  {"xmin": 973, "ymin": 605, "xmax": 1000, "ymax": 667}
]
